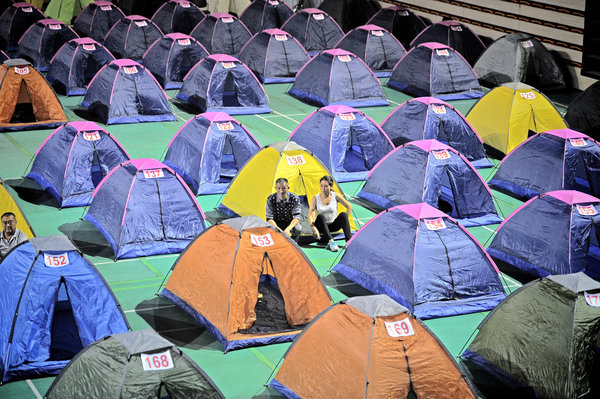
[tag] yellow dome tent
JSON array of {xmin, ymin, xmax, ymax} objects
[
  {"xmin": 219, "ymin": 141, "xmax": 357, "ymax": 233},
  {"xmin": 466, "ymin": 82, "xmax": 566, "ymax": 156},
  {"xmin": 0, "ymin": 178, "xmax": 34, "ymax": 238}
]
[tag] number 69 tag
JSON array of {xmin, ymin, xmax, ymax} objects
[
  {"xmin": 385, "ymin": 318, "xmax": 415, "ymax": 337},
  {"xmin": 141, "ymin": 350, "xmax": 174, "ymax": 371}
]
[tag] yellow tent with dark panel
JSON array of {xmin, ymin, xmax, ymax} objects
[
  {"xmin": 270, "ymin": 294, "xmax": 477, "ymax": 398},
  {"xmin": 161, "ymin": 216, "xmax": 332, "ymax": 352},
  {"xmin": 219, "ymin": 141, "xmax": 357, "ymax": 233},
  {"xmin": 0, "ymin": 178, "xmax": 34, "ymax": 238},
  {"xmin": 466, "ymin": 82, "xmax": 566, "ymax": 156}
]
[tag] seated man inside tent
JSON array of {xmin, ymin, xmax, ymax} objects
[
  {"xmin": 308, "ymin": 175, "xmax": 352, "ymax": 252},
  {"xmin": 0, "ymin": 212, "xmax": 27, "ymax": 260},
  {"xmin": 266, "ymin": 178, "xmax": 302, "ymax": 242}
]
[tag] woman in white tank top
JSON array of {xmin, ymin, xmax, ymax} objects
[{"xmin": 308, "ymin": 175, "xmax": 353, "ymax": 252}]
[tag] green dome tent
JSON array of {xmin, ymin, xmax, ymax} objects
[
  {"xmin": 462, "ymin": 273, "xmax": 600, "ymax": 399},
  {"xmin": 45, "ymin": 329, "xmax": 224, "ymax": 398},
  {"xmin": 45, "ymin": 0, "xmax": 95, "ymax": 24}
]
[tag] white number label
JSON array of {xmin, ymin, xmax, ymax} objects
[
  {"xmin": 180, "ymin": 1, "xmax": 191, "ymax": 7},
  {"xmin": 143, "ymin": 169, "xmax": 164, "ymax": 178},
  {"xmin": 217, "ymin": 122, "xmax": 234, "ymax": 130},
  {"xmin": 135, "ymin": 20, "xmax": 148, "ymax": 27},
  {"xmin": 23, "ymin": 7, "xmax": 33, "ymax": 12},
  {"xmin": 519, "ymin": 91, "xmax": 536, "ymax": 100},
  {"xmin": 432, "ymin": 149, "xmax": 450, "ymax": 159},
  {"xmin": 221, "ymin": 62, "xmax": 235, "ymax": 69},
  {"xmin": 14, "ymin": 67, "xmax": 29, "ymax": 75},
  {"xmin": 49, "ymin": 24, "xmax": 62, "ymax": 30},
  {"xmin": 576, "ymin": 205, "xmax": 597, "ymax": 216},
  {"xmin": 313, "ymin": 13, "xmax": 324, "ymax": 20},
  {"xmin": 431, "ymin": 104, "xmax": 446, "ymax": 114},
  {"xmin": 83, "ymin": 44, "xmax": 96, "ymax": 51},
  {"xmin": 521, "ymin": 40, "xmax": 533, "ymax": 48},
  {"xmin": 286, "ymin": 154, "xmax": 305, "ymax": 165},
  {"xmin": 450, "ymin": 25, "xmax": 462, "ymax": 31},
  {"xmin": 275, "ymin": 34, "xmax": 288, "ymax": 41},
  {"xmin": 250, "ymin": 233, "xmax": 274, "ymax": 247},
  {"xmin": 399, "ymin": 10, "xmax": 409, "ymax": 16},
  {"xmin": 371, "ymin": 30, "xmax": 383, "ymax": 36},
  {"xmin": 100, "ymin": 5, "xmax": 112, "ymax": 11},
  {"xmin": 268, "ymin": 0, "xmax": 279, "ymax": 4},
  {"xmin": 177, "ymin": 38, "xmax": 191, "ymax": 45},
  {"xmin": 339, "ymin": 113, "xmax": 356, "ymax": 121},
  {"xmin": 123, "ymin": 66, "xmax": 138, "ymax": 74},
  {"xmin": 425, "ymin": 218, "xmax": 447, "ymax": 230},
  {"xmin": 83, "ymin": 131, "xmax": 101, "ymax": 141},
  {"xmin": 338, "ymin": 55, "xmax": 351, "ymax": 62},
  {"xmin": 385, "ymin": 318, "xmax": 415, "ymax": 337},
  {"xmin": 44, "ymin": 253, "xmax": 70, "ymax": 267},
  {"xmin": 141, "ymin": 351, "xmax": 174, "ymax": 371},
  {"xmin": 569, "ymin": 138, "xmax": 586, "ymax": 147},
  {"xmin": 585, "ymin": 292, "xmax": 600, "ymax": 307},
  {"xmin": 436, "ymin": 49, "xmax": 449, "ymax": 56},
  {"xmin": 222, "ymin": 17, "xmax": 233, "ymax": 23}
]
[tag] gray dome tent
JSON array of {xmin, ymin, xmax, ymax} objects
[
  {"xmin": 474, "ymin": 32, "xmax": 565, "ymax": 90},
  {"xmin": 45, "ymin": 329, "xmax": 224, "ymax": 398}
]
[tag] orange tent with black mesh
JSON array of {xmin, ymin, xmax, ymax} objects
[
  {"xmin": 270, "ymin": 295, "xmax": 477, "ymax": 398},
  {"xmin": 0, "ymin": 59, "xmax": 67, "ymax": 132},
  {"xmin": 161, "ymin": 216, "xmax": 332, "ymax": 352}
]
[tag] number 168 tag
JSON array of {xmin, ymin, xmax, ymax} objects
[{"xmin": 141, "ymin": 350, "xmax": 174, "ymax": 371}]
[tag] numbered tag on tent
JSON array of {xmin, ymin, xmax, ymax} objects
[
  {"xmin": 44, "ymin": 253, "xmax": 70, "ymax": 267},
  {"xmin": 83, "ymin": 43, "xmax": 96, "ymax": 51},
  {"xmin": 385, "ymin": 318, "xmax": 415, "ymax": 337},
  {"xmin": 432, "ymin": 149, "xmax": 450, "ymax": 159},
  {"xmin": 313, "ymin": 13, "xmax": 324, "ymax": 20},
  {"xmin": 431, "ymin": 104, "xmax": 446, "ymax": 114},
  {"xmin": 286, "ymin": 154, "xmax": 306, "ymax": 166},
  {"xmin": 14, "ymin": 67, "xmax": 29, "ymax": 75},
  {"xmin": 576, "ymin": 205, "xmax": 597, "ymax": 216},
  {"xmin": 585, "ymin": 292, "xmax": 600, "ymax": 307},
  {"xmin": 521, "ymin": 40, "xmax": 533, "ymax": 48},
  {"xmin": 83, "ymin": 131, "xmax": 101, "ymax": 141},
  {"xmin": 180, "ymin": 1, "xmax": 191, "ymax": 7},
  {"xmin": 123, "ymin": 66, "xmax": 138, "ymax": 74},
  {"xmin": 424, "ymin": 218, "xmax": 447, "ymax": 230},
  {"xmin": 436, "ymin": 49, "xmax": 449, "ymax": 57},
  {"xmin": 251, "ymin": 233, "xmax": 274, "ymax": 247},
  {"xmin": 399, "ymin": 10, "xmax": 409, "ymax": 16},
  {"xmin": 23, "ymin": 6, "xmax": 33, "ymax": 12},
  {"xmin": 217, "ymin": 122, "xmax": 234, "ymax": 130},
  {"xmin": 135, "ymin": 20, "xmax": 148, "ymax": 27},
  {"xmin": 177, "ymin": 38, "xmax": 191, "ymax": 46},
  {"xmin": 339, "ymin": 113, "xmax": 356, "ymax": 121},
  {"xmin": 222, "ymin": 17, "xmax": 233, "ymax": 23},
  {"xmin": 100, "ymin": 5, "xmax": 112, "ymax": 11},
  {"xmin": 269, "ymin": 0, "xmax": 279, "ymax": 4},
  {"xmin": 143, "ymin": 169, "xmax": 164, "ymax": 179},
  {"xmin": 569, "ymin": 138, "xmax": 586, "ymax": 147},
  {"xmin": 221, "ymin": 62, "xmax": 236, "ymax": 69},
  {"xmin": 49, "ymin": 24, "xmax": 62, "ymax": 30},
  {"xmin": 371, "ymin": 30, "xmax": 384, "ymax": 36},
  {"xmin": 338, "ymin": 55, "xmax": 352, "ymax": 62},
  {"xmin": 519, "ymin": 91, "xmax": 536, "ymax": 100},
  {"xmin": 450, "ymin": 25, "xmax": 463, "ymax": 31},
  {"xmin": 275, "ymin": 34, "xmax": 288, "ymax": 41},
  {"xmin": 141, "ymin": 351, "xmax": 174, "ymax": 371}
]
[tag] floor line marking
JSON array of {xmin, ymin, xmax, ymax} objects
[
  {"xmin": 249, "ymin": 348, "xmax": 277, "ymax": 371},
  {"xmin": 26, "ymin": 380, "xmax": 42, "ymax": 399},
  {"xmin": 140, "ymin": 258, "xmax": 164, "ymax": 277},
  {"xmin": 271, "ymin": 109, "xmax": 302, "ymax": 124},
  {"xmin": 4, "ymin": 135, "xmax": 33, "ymax": 159},
  {"xmin": 255, "ymin": 114, "xmax": 293, "ymax": 134},
  {"xmin": 124, "ymin": 304, "xmax": 176, "ymax": 313}
]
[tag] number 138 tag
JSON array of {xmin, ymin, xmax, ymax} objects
[
  {"xmin": 385, "ymin": 318, "xmax": 415, "ymax": 337},
  {"xmin": 141, "ymin": 350, "xmax": 174, "ymax": 371}
]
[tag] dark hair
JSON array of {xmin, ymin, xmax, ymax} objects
[
  {"xmin": 275, "ymin": 177, "xmax": 289, "ymax": 185},
  {"xmin": 1, "ymin": 212, "xmax": 16, "ymax": 220},
  {"xmin": 319, "ymin": 175, "xmax": 334, "ymax": 186}
]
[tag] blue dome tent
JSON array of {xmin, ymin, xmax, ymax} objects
[
  {"xmin": 189, "ymin": 12, "xmax": 252, "ymax": 56},
  {"xmin": 151, "ymin": 0, "xmax": 206, "ymax": 34},
  {"xmin": 281, "ymin": 8, "xmax": 343, "ymax": 56},
  {"xmin": 73, "ymin": 1, "xmax": 126, "ymax": 43},
  {"xmin": 17, "ymin": 19, "xmax": 79, "ymax": 72}
]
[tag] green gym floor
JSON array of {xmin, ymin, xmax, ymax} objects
[{"xmin": 0, "ymin": 81, "xmax": 533, "ymax": 398}]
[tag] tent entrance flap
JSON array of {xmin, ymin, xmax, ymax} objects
[
  {"xmin": 10, "ymin": 82, "xmax": 35, "ymax": 123},
  {"xmin": 438, "ymin": 169, "xmax": 456, "ymax": 217},
  {"xmin": 342, "ymin": 125, "xmax": 368, "ymax": 173},
  {"xmin": 219, "ymin": 135, "xmax": 237, "ymax": 181},
  {"xmin": 50, "ymin": 280, "xmax": 83, "ymax": 361},
  {"xmin": 223, "ymin": 72, "xmax": 242, "ymax": 107}
]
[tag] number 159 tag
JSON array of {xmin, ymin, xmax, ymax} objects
[{"xmin": 141, "ymin": 350, "xmax": 174, "ymax": 371}]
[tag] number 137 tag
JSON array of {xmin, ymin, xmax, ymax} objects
[{"xmin": 141, "ymin": 350, "xmax": 174, "ymax": 371}]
